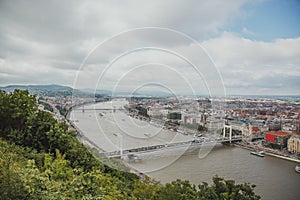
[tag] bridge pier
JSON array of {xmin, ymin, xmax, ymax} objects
[{"xmin": 223, "ymin": 125, "xmax": 232, "ymax": 143}]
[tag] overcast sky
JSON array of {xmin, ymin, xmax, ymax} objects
[{"xmin": 0, "ymin": 0, "xmax": 299, "ymax": 95}]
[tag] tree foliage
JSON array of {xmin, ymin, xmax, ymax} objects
[{"xmin": 0, "ymin": 139, "xmax": 128, "ymax": 199}]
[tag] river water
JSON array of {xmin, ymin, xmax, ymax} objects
[{"xmin": 70, "ymin": 100, "xmax": 300, "ymax": 200}]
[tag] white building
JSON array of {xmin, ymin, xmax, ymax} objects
[{"xmin": 288, "ymin": 135, "xmax": 300, "ymax": 154}]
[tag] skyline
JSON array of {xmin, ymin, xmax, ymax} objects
[{"xmin": 0, "ymin": 0, "xmax": 300, "ymax": 95}]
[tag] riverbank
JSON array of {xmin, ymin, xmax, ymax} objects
[
  {"xmin": 234, "ymin": 142, "xmax": 300, "ymax": 163},
  {"xmin": 68, "ymin": 105, "xmax": 162, "ymax": 184}
]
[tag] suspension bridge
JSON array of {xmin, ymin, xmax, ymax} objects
[{"xmin": 100, "ymin": 124, "xmax": 263, "ymax": 159}]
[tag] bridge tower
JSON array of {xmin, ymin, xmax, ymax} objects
[
  {"xmin": 82, "ymin": 105, "xmax": 85, "ymax": 112},
  {"xmin": 223, "ymin": 125, "xmax": 232, "ymax": 143},
  {"xmin": 242, "ymin": 124, "xmax": 252, "ymax": 142}
]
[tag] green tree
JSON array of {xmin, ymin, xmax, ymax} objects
[
  {"xmin": 154, "ymin": 179, "xmax": 198, "ymax": 200},
  {"xmin": 198, "ymin": 125, "xmax": 208, "ymax": 132},
  {"xmin": 0, "ymin": 141, "xmax": 28, "ymax": 200},
  {"xmin": 197, "ymin": 176, "xmax": 261, "ymax": 200},
  {"xmin": 132, "ymin": 177, "xmax": 159, "ymax": 199},
  {"xmin": 0, "ymin": 90, "xmax": 37, "ymax": 136}
]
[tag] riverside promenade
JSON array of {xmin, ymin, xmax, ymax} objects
[{"xmin": 234, "ymin": 142, "xmax": 300, "ymax": 163}]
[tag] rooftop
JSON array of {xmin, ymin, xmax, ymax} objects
[
  {"xmin": 266, "ymin": 131, "xmax": 290, "ymax": 137},
  {"xmin": 252, "ymin": 126, "xmax": 260, "ymax": 132}
]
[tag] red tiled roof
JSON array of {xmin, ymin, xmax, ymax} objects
[
  {"xmin": 252, "ymin": 126, "xmax": 260, "ymax": 132},
  {"xmin": 266, "ymin": 131, "xmax": 290, "ymax": 137}
]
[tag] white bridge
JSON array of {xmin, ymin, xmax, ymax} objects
[
  {"xmin": 72, "ymin": 120, "xmax": 262, "ymax": 159},
  {"xmin": 104, "ymin": 124, "xmax": 263, "ymax": 158}
]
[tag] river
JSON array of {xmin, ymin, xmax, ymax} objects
[{"xmin": 70, "ymin": 100, "xmax": 300, "ymax": 200}]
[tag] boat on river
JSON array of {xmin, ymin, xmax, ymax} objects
[
  {"xmin": 295, "ymin": 166, "xmax": 300, "ymax": 173},
  {"xmin": 127, "ymin": 154, "xmax": 142, "ymax": 163},
  {"xmin": 250, "ymin": 151, "xmax": 265, "ymax": 157}
]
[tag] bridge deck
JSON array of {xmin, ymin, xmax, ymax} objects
[
  {"xmin": 105, "ymin": 136, "xmax": 264, "ymax": 158},
  {"xmin": 105, "ymin": 137, "xmax": 248, "ymax": 158}
]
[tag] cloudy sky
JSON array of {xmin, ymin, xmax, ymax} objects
[{"xmin": 0, "ymin": 0, "xmax": 299, "ymax": 95}]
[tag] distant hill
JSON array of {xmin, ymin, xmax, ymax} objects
[
  {"xmin": 0, "ymin": 84, "xmax": 78, "ymax": 97},
  {"xmin": 79, "ymin": 88, "xmax": 174, "ymax": 97},
  {"xmin": 80, "ymin": 88, "xmax": 112, "ymax": 95},
  {"xmin": 132, "ymin": 90, "xmax": 174, "ymax": 97},
  {"xmin": 0, "ymin": 84, "xmax": 72, "ymax": 91},
  {"xmin": 0, "ymin": 84, "xmax": 175, "ymax": 98}
]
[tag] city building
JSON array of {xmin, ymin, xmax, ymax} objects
[
  {"xmin": 288, "ymin": 135, "xmax": 300, "ymax": 154},
  {"xmin": 268, "ymin": 123, "xmax": 281, "ymax": 131},
  {"xmin": 251, "ymin": 126, "xmax": 260, "ymax": 135},
  {"xmin": 265, "ymin": 131, "xmax": 291, "ymax": 149},
  {"xmin": 296, "ymin": 120, "xmax": 300, "ymax": 135}
]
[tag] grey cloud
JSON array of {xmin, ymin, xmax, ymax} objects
[
  {"xmin": 0, "ymin": 0, "xmax": 299, "ymax": 95},
  {"xmin": 202, "ymin": 32, "xmax": 300, "ymax": 94},
  {"xmin": 221, "ymin": 69, "xmax": 300, "ymax": 95}
]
